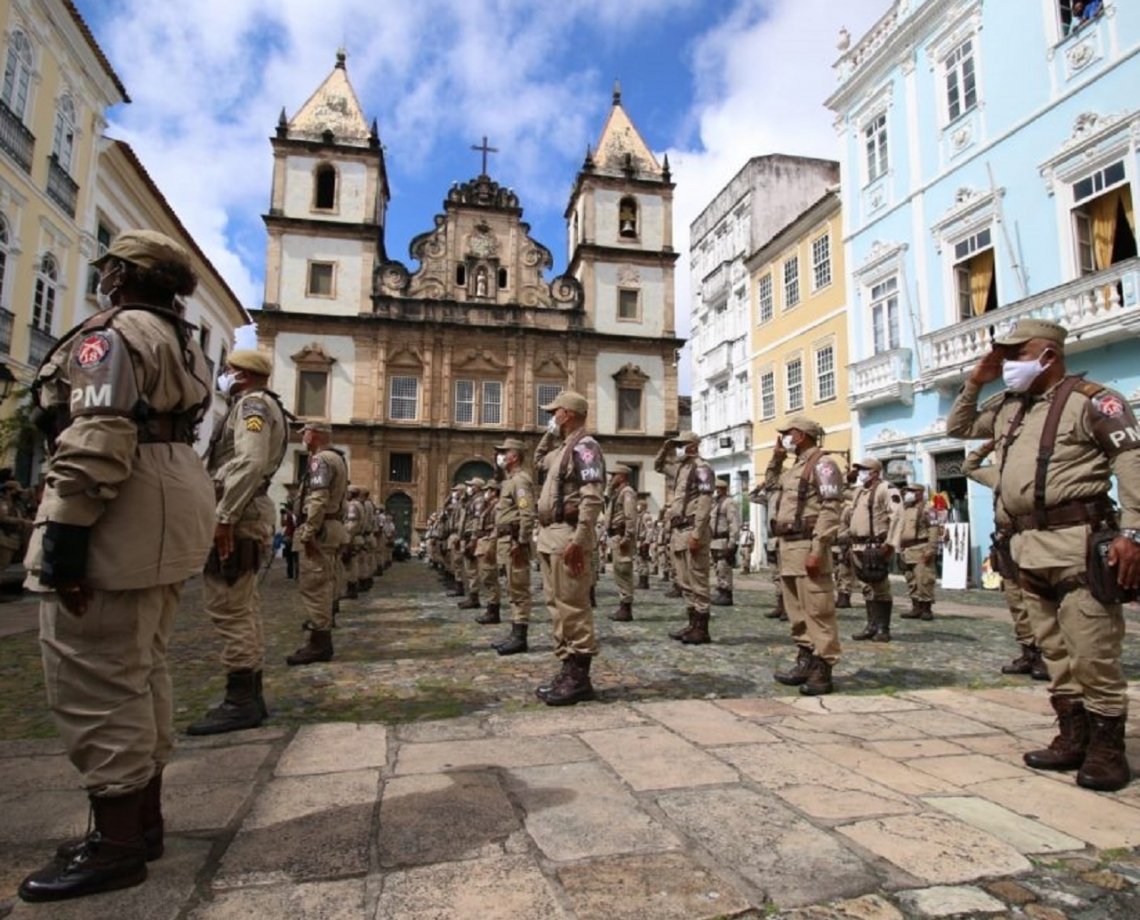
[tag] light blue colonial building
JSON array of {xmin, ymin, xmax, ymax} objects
[{"xmin": 828, "ymin": 0, "xmax": 1140, "ymax": 582}]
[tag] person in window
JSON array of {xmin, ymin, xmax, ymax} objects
[{"xmin": 1068, "ymin": 0, "xmax": 1102, "ymax": 34}]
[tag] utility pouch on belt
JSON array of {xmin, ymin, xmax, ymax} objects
[
  {"xmin": 206, "ymin": 538, "xmax": 261, "ymax": 586},
  {"xmin": 989, "ymin": 532, "xmax": 1018, "ymax": 582},
  {"xmin": 855, "ymin": 546, "xmax": 890, "ymax": 582},
  {"xmin": 1087, "ymin": 528, "xmax": 1139, "ymax": 605}
]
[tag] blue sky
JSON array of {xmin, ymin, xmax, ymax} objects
[{"xmin": 72, "ymin": 0, "xmax": 886, "ymax": 388}]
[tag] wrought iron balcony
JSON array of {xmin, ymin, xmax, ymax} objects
[
  {"xmin": 919, "ymin": 257, "xmax": 1140, "ymax": 388},
  {"xmin": 46, "ymin": 154, "xmax": 79, "ymax": 218},
  {"xmin": 0, "ymin": 308, "xmax": 13, "ymax": 354},
  {"xmin": 27, "ymin": 325, "xmax": 56, "ymax": 368},
  {"xmin": 0, "ymin": 100, "xmax": 34, "ymax": 172},
  {"xmin": 848, "ymin": 348, "xmax": 914, "ymax": 409}
]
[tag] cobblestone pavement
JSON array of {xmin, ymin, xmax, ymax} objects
[{"xmin": 0, "ymin": 561, "xmax": 1137, "ymax": 918}]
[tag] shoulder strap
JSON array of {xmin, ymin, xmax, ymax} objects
[
  {"xmin": 793, "ymin": 449, "xmax": 823, "ymax": 534},
  {"xmin": 995, "ymin": 396, "xmax": 1030, "ymax": 516},
  {"xmin": 1034, "ymin": 375, "xmax": 1085, "ymax": 528}
]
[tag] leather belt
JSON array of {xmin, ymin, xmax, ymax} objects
[
  {"xmin": 771, "ymin": 516, "xmax": 818, "ymax": 538},
  {"xmin": 538, "ymin": 507, "xmax": 580, "ymax": 527},
  {"xmin": 1012, "ymin": 497, "xmax": 1114, "ymax": 533},
  {"xmin": 671, "ymin": 515, "xmax": 695, "ymax": 529}
]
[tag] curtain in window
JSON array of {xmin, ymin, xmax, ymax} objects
[
  {"xmin": 970, "ymin": 249, "xmax": 994, "ymax": 317},
  {"xmin": 1090, "ymin": 189, "xmax": 1120, "ymax": 270}
]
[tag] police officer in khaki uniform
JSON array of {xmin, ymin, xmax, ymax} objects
[
  {"xmin": 895, "ymin": 484, "xmax": 939, "ymax": 622},
  {"xmin": 634, "ymin": 495, "xmax": 654, "ymax": 589},
  {"xmin": 844, "ymin": 458, "xmax": 899, "ymax": 642},
  {"xmin": 710, "ymin": 478, "xmax": 741, "ymax": 606},
  {"xmin": 749, "ymin": 485, "xmax": 788, "ymax": 621},
  {"xmin": 491, "ymin": 438, "xmax": 535, "ymax": 655},
  {"xmin": 343, "ymin": 486, "xmax": 365, "ymax": 599},
  {"xmin": 188, "ymin": 349, "xmax": 287, "ymax": 736},
  {"xmin": 834, "ymin": 469, "xmax": 858, "ymax": 608},
  {"xmin": 948, "ymin": 317, "xmax": 1140, "ymax": 791},
  {"xmin": 764, "ymin": 416, "xmax": 844, "ymax": 695},
  {"xmin": 533, "ymin": 391, "xmax": 605, "ymax": 705},
  {"xmin": 964, "ymin": 441, "xmax": 1047, "ymax": 679},
  {"xmin": 458, "ymin": 479, "xmax": 485, "ymax": 610},
  {"xmin": 0, "ymin": 480, "xmax": 30, "ymax": 572},
  {"xmin": 19, "ymin": 230, "xmax": 215, "ymax": 902},
  {"xmin": 655, "ymin": 431, "xmax": 715, "ymax": 643},
  {"xmin": 739, "ymin": 521, "xmax": 755, "ymax": 574},
  {"xmin": 287, "ymin": 422, "xmax": 348, "ymax": 666},
  {"xmin": 605, "ymin": 463, "xmax": 638, "ymax": 621},
  {"xmin": 475, "ymin": 481, "xmax": 502, "ymax": 624}
]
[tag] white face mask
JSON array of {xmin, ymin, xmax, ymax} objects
[
  {"xmin": 217, "ymin": 371, "xmax": 237, "ymax": 396},
  {"xmin": 1002, "ymin": 355, "xmax": 1049, "ymax": 393},
  {"xmin": 780, "ymin": 434, "xmax": 796, "ymax": 451},
  {"xmin": 857, "ymin": 470, "xmax": 872, "ymax": 486},
  {"xmin": 495, "ymin": 453, "xmax": 507, "ymax": 469},
  {"xmin": 465, "ymin": 487, "xmax": 474, "ymax": 497},
  {"xmin": 546, "ymin": 415, "xmax": 560, "ymax": 434},
  {"xmin": 904, "ymin": 493, "xmax": 917, "ymax": 505}
]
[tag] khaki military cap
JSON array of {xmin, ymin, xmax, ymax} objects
[
  {"xmin": 715, "ymin": 477, "xmax": 729, "ymax": 488},
  {"xmin": 853, "ymin": 457, "xmax": 882, "ymax": 473},
  {"xmin": 468, "ymin": 477, "xmax": 486, "ymax": 489},
  {"xmin": 777, "ymin": 415, "xmax": 824, "ymax": 439},
  {"xmin": 3, "ymin": 479, "xmax": 20, "ymax": 491},
  {"xmin": 227, "ymin": 349, "xmax": 272, "ymax": 377},
  {"xmin": 299, "ymin": 420, "xmax": 332, "ymax": 434},
  {"xmin": 494, "ymin": 438, "xmax": 526, "ymax": 452},
  {"xmin": 92, "ymin": 229, "xmax": 193, "ymax": 273},
  {"xmin": 993, "ymin": 318, "xmax": 1067, "ymax": 347},
  {"xmin": 611, "ymin": 463, "xmax": 633, "ymax": 475},
  {"xmin": 540, "ymin": 390, "xmax": 588, "ymax": 414},
  {"xmin": 347, "ymin": 485, "xmax": 361, "ymax": 495},
  {"xmin": 484, "ymin": 481, "xmax": 500, "ymax": 491},
  {"xmin": 903, "ymin": 482, "xmax": 926, "ymax": 493},
  {"xmin": 673, "ymin": 430, "xmax": 700, "ymax": 444}
]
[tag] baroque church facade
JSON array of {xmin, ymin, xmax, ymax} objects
[{"xmin": 254, "ymin": 55, "xmax": 681, "ymax": 540}]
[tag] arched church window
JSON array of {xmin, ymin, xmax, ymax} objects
[
  {"xmin": 456, "ymin": 264, "xmax": 466, "ymax": 286},
  {"xmin": 52, "ymin": 94, "xmax": 76, "ymax": 173},
  {"xmin": 314, "ymin": 163, "xmax": 337, "ymax": 210},
  {"xmin": 619, "ymin": 196, "xmax": 638, "ymax": 239},
  {"xmin": 1, "ymin": 30, "xmax": 33, "ymax": 121},
  {"xmin": 498, "ymin": 267, "xmax": 508, "ymax": 289}
]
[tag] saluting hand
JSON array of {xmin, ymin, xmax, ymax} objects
[
  {"xmin": 1108, "ymin": 536, "xmax": 1140, "ymax": 589},
  {"xmin": 970, "ymin": 350, "xmax": 1004, "ymax": 386}
]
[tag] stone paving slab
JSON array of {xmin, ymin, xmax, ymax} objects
[
  {"xmin": 774, "ymin": 713, "xmax": 929, "ymax": 743},
  {"xmin": 556, "ymin": 851, "xmax": 751, "ymax": 920},
  {"xmin": 186, "ymin": 878, "xmax": 369, "ymax": 919},
  {"xmin": 487, "ymin": 703, "xmax": 647, "ymax": 737},
  {"xmin": 274, "ymin": 723, "xmax": 388, "ymax": 776},
  {"xmin": 634, "ymin": 699, "xmax": 782, "ymax": 745},
  {"xmin": 164, "ymin": 742, "xmax": 276, "ymax": 784},
  {"xmin": 375, "ymin": 854, "xmax": 566, "ymax": 919},
  {"xmin": 900, "ymin": 689, "xmax": 1055, "ymax": 732},
  {"xmin": 0, "ymin": 789, "xmax": 88, "ymax": 843},
  {"xmin": 394, "ymin": 735, "xmax": 591, "ymax": 775},
  {"xmin": 163, "ymin": 781, "xmax": 256, "ymax": 833},
  {"xmin": 777, "ymin": 893, "xmax": 905, "ymax": 919},
  {"xmin": 895, "ymin": 884, "xmax": 1007, "ymax": 916},
  {"xmin": 657, "ymin": 785, "xmax": 878, "ymax": 907},
  {"xmin": 579, "ymin": 724, "xmax": 739, "ymax": 790},
  {"xmin": 506, "ymin": 760, "xmax": 680, "ymax": 860},
  {"xmin": 837, "ymin": 812, "xmax": 1033, "ymax": 885},
  {"xmin": 782, "ymin": 696, "xmax": 928, "ymax": 715},
  {"xmin": 811, "ymin": 743, "xmax": 960, "ymax": 797},
  {"xmin": 879, "ymin": 708, "xmax": 1002, "ymax": 738},
  {"xmin": 922, "ymin": 795, "xmax": 1085, "ymax": 854}
]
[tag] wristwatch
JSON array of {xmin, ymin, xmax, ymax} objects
[{"xmin": 1118, "ymin": 529, "xmax": 1140, "ymax": 545}]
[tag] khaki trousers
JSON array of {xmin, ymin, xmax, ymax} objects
[
  {"xmin": 902, "ymin": 559, "xmax": 935, "ymax": 603},
  {"xmin": 612, "ymin": 537, "xmax": 634, "ymax": 602},
  {"xmin": 203, "ymin": 567, "xmax": 264, "ymax": 671},
  {"xmin": 672, "ymin": 534, "xmax": 710, "ymax": 614},
  {"xmin": 1022, "ymin": 565, "xmax": 1128, "ymax": 717},
  {"xmin": 781, "ymin": 573, "xmax": 841, "ymax": 664},
  {"xmin": 741, "ymin": 546, "xmax": 753, "ymax": 574},
  {"xmin": 497, "ymin": 537, "xmax": 533, "ymax": 623},
  {"xmin": 300, "ymin": 545, "xmax": 337, "ymax": 630},
  {"xmin": 714, "ymin": 552, "xmax": 734, "ymax": 592},
  {"xmin": 834, "ymin": 551, "xmax": 854, "ymax": 594},
  {"xmin": 538, "ymin": 529, "xmax": 598, "ymax": 659},
  {"xmin": 39, "ymin": 584, "xmax": 181, "ymax": 795},
  {"xmin": 463, "ymin": 551, "xmax": 479, "ymax": 596},
  {"xmin": 478, "ymin": 551, "xmax": 501, "ymax": 604},
  {"xmin": 1003, "ymin": 577, "xmax": 1034, "ymax": 645}
]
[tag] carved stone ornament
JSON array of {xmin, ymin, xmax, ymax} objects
[
  {"xmin": 951, "ymin": 125, "xmax": 972, "ymax": 151},
  {"xmin": 1067, "ymin": 40, "xmax": 1095, "ymax": 71},
  {"xmin": 872, "ymin": 427, "xmax": 904, "ymax": 444},
  {"xmin": 617, "ymin": 265, "xmax": 641, "ymax": 286},
  {"xmin": 535, "ymin": 354, "xmax": 568, "ymax": 377},
  {"xmin": 454, "ymin": 348, "xmax": 507, "ymax": 373},
  {"xmin": 290, "ymin": 342, "xmax": 336, "ymax": 367},
  {"xmin": 468, "ymin": 222, "xmax": 498, "ymax": 258},
  {"xmin": 387, "ymin": 345, "xmax": 424, "ymax": 368},
  {"xmin": 612, "ymin": 362, "xmax": 650, "ymax": 386}
]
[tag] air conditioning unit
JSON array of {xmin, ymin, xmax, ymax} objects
[{"xmin": 719, "ymin": 436, "xmax": 733, "ymax": 449}]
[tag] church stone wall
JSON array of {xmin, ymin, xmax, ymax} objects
[
  {"xmin": 280, "ymin": 233, "xmax": 365, "ymax": 316},
  {"xmin": 594, "ymin": 188, "xmax": 667, "ymax": 250},
  {"xmin": 591, "ymin": 262, "xmax": 668, "ymax": 337},
  {"xmin": 273, "ymin": 330, "xmax": 358, "ymax": 421},
  {"xmin": 283, "ymin": 156, "xmax": 371, "ymax": 224},
  {"xmin": 594, "ymin": 351, "xmax": 666, "ymax": 436}
]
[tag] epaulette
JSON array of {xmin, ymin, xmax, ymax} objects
[{"xmin": 1074, "ymin": 379, "xmax": 1106, "ymax": 399}]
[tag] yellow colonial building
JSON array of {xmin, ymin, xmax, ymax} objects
[
  {"xmin": 0, "ymin": 0, "xmax": 128, "ymax": 478},
  {"xmin": 746, "ymin": 186, "xmax": 851, "ymax": 516}
]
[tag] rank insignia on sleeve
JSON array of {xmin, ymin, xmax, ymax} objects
[
  {"xmin": 1093, "ymin": 393, "xmax": 1125, "ymax": 418},
  {"xmin": 518, "ymin": 497, "xmax": 530, "ymax": 509},
  {"xmin": 245, "ymin": 416, "xmax": 264, "ymax": 432},
  {"xmin": 75, "ymin": 333, "xmax": 111, "ymax": 368}
]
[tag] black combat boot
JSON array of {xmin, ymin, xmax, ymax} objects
[
  {"xmin": 345, "ymin": 581, "xmax": 359, "ymax": 599},
  {"xmin": 637, "ymin": 574, "xmax": 650, "ymax": 590},
  {"xmin": 476, "ymin": 603, "xmax": 501, "ymax": 624},
  {"xmin": 20, "ymin": 790, "xmax": 148, "ymax": 902},
  {"xmin": 1029, "ymin": 646, "xmax": 1049, "ymax": 681},
  {"xmin": 871, "ymin": 600, "xmax": 892, "ymax": 642},
  {"xmin": 799, "ymin": 656, "xmax": 834, "ymax": 696},
  {"xmin": 681, "ymin": 612, "xmax": 711, "ymax": 645},
  {"xmin": 669, "ymin": 607, "xmax": 696, "ymax": 640},
  {"xmin": 544, "ymin": 654, "xmax": 596, "ymax": 706},
  {"xmin": 448, "ymin": 581, "xmax": 466, "ymax": 597},
  {"xmin": 1001, "ymin": 645, "xmax": 1036, "ymax": 675},
  {"xmin": 186, "ymin": 669, "xmax": 264, "ymax": 735},
  {"xmin": 711, "ymin": 589, "xmax": 733, "ymax": 607},
  {"xmin": 774, "ymin": 646, "xmax": 813, "ymax": 686},
  {"xmin": 664, "ymin": 582, "xmax": 682, "ymax": 598},
  {"xmin": 1024, "ymin": 695, "xmax": 1089, "ymax": 771},
  {"xmin": 457, "ymin": 593, "xmax": 481, "ymax": 609},
  {"xmin": 536, "ymin": 658, "xmax": 573, "ymax": 700},
  {"xmin": 609, "ymin": 600, "xmax": 633, "ymax": 622},
  {"xmin": 919, "ymin": 600, "xmax": 934, "ymax": 621},
  {"xmin": 852, "ymin": 603, "xmax": 878, "ymax": 640},
  {"xmin": 1077, "ymin": 713, "xmax": 1132, "ymax": 792},
  {"xmin": 765, "ymin": 593, "xmax": 787, "ymax": 619},
  {"xmin": 495, "ymin": 623, "xmax": 529, "ymax": 656},
  {"xmin": 589, "ymin": 586, "xmax": 597, "ymax": 607},
  {"xmin": 285, "ymin": 625, "xmax": 334, "ymax": 666},
  {"xmin": 900, "ymin": 601, "xmax": 921, "ymax": 619},
  {"xmin": 56, "ymin": 771, "xmax": 164, "ymax": 865},
  {"xmin": 835, "ymin": 591, "xmax": 852, "ymax": 608},
  {"xmin": 253, "ymin": 670, "xmax": 269, "ymax": 720}
]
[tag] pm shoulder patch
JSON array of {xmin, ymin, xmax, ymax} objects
[
  {"xmin": 574, "ymin": 437, "xmax": 605, "ymax": 483},
  {"xmin": 696, "ymin": 465, "xmax": 715, "ymax": 494},
  {"xmin": 308, "ymin": 457, "xmax": 331, "ymax": 489},
  {"xmin": 75, "ymin": 332, "xmax": 112, "ymax": 369},
  {"xmin": 816, "ymin": 459, "xmax": 843, "ymax": 500},
  {"xmin": 1092, "ymin": 392, "xmax": 1125, "ymax": 418}
]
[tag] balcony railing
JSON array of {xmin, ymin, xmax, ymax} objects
[
  {"xmin": 701, "ymin": 260, "xmax": 731, "ymax": 307},
  {"xmin": 0, "ymin": 100, "xmax": 34, "ymax": 172},
  {"xmin": 0, "ymin": 308, "xmax": 13, "ymax": 354},
  {"xmin": 28, "ymin": 325, "xmax": 56, "ymax": 368},
  {"xmin": 46, "ymin": 155, "xmax": 79, "ymax": 218},
  {"xmin": 703, "ymin": 341, "xmax": 731, "ymax": 379},
  {"xmin": 848, "ymin": 348, "xmax": 914, "ymax": 409},
  {"xmin": 920, "ymin": 257, "xmax": 1140, "ymax": 387}
]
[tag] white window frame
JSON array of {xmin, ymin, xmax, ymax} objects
[
  {"xmin": 782, "ymin": 255, "xmax": 800, "ymax": 309},
  {"xmin": 811, "ymin": 232, "xmax": 832, "ymax": 291},
  {"xmin": 389, "ymin": 375, "xmax": 420, "ymax": 421},
  {"xmin": 864, "ymin": 112, "xmax": 889, "ymax": 183},
  {"xmin": 536, "ymin": 382, "xmax": 563, "ymax": 427},
  {"xmin": 52, "ymin": 94, "xmax": 76, "ymax": 173},
  {"xmin": 616, "ymin": 385, "xmax": 643, "ymax": 432},
  {"xmin": 943, "ymin": 38, "xmax": 978, "ymax": 124},
  {"xmin": 870, "ymin": 276, "xmax": 900, "ymax": 355},
  {"xmin": 758, "ymin": 368, "xmax": 776, "ymax": 420},
  {"xmin": 454, "ymin": 378, "xmax": 504, "ymax": 426},
  {"xmin": 814, "ymin": 342, "xmax": 836, "ymax": 404},
  {"xmin": 32, "ymin": 252, "xmax": 58, "ymax": 332},
  {"xmin": 757, "ymin": 273, "xmax": 773, "ymax": 324},
  {"xmin": 307, "ymin": 260, "xmax": 336, "ymax": 298},
  {"xmin": 785, "ymin": 355, "xmax": 804, "ymax": 412},
  {"xmin": 1, "ymin": 29, "xmax": 33, "ymax": 121}
]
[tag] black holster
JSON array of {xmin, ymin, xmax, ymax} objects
[
  {"xmin": 206, "ymin": 538, "xmax": 261, "ymax": 586},
  {"xmin": 989, "ymin": 532, "xmax": 1018, "ymax": 582},
  {"xmin": 1087, "ymin": 527, "xmax": 1139, "ymax": 605},
  {"xmin": 854, "ymin": 545, "xmax": 890, "ymax": 583}
]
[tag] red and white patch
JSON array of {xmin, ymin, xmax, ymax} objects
[
  {"xmin": 75, "ymin": 333, "xmax": 111, "ymax": 368},
  {"xmin": 1093, "ymin": 393, "xmax": 1125, "ymax": 417},
  {"xmin": 577, "ymin": 445, "xmax": 596, "ymax": 463}
]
